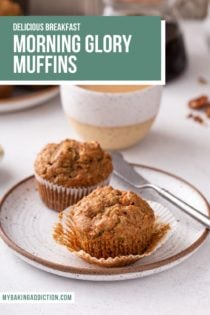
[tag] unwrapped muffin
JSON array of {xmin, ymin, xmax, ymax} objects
[
  {"xmin": 54, "ymin": 186, "xmax": 156, "ymax": 265},
  {"xmin": 34, "ymin": 140, "xmax": 113, "ymax": 211}
]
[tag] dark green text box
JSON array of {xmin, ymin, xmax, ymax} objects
[{"xmin": 0, "ymin": 16, "xmax": 162, "ymax": 81}]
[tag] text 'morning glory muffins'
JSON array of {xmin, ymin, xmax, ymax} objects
[
  {"xmin": 54, "ymin": 186, "xmax": 158, "ymax": 267},
  {"xmin": 34, "ymin": 139, "xmax": 113, "ymax": 212}
]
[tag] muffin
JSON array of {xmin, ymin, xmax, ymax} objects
[
  {"xmin": 54, "ymin": 186, "xmax": 156, "ymax": 265},
  {"xmin": 0, "ymin": 0, "xmax": 22, "ymax": 16},
  {"xmin": 0, "ymin": 86, "xmax": 13, "ymax": 99},
  {"xmin": 34, "ymin": 139, "xmax": 113, "ymax": 211}
]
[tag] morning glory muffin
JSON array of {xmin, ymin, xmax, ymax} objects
[
  {"xmin": 34, "ymin": 139, "xmax": 113, "ymax": 211},
  {"xmin": 54, "ymin": 186, "xmax": 155, "ymax": 261}
]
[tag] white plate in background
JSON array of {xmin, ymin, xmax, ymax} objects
[{"xmin": 0, "ymin": 86, "xmax": 59, "ymax": 113}]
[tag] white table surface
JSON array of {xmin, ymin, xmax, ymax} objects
[{"xmin": 0, "ymin": 20, "xmax": 210, "ymax": 315}]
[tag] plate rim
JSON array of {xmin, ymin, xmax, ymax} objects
[
  {"xmin": 0, "ymin": 86, "xmax": 59, "ymax": 105},
  {"xmin": 0, "ymin": 164, "xmax": 209, "ymax": 276}
]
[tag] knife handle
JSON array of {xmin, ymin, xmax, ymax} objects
[{"xmin": 152, "ymin": 186, "xmax": 210, "ymax": 229}]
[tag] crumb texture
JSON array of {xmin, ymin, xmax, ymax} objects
[
  {"xmin": 34, "ymin": 140, "xmax": 113, "ymax": 187},
  {"xmin": 56, "ymin": 186, "xmax": 155, "ymax": 258},
  {"xmin": 70, "ymin": 186, "xmax": 155, "ymax": 238}
]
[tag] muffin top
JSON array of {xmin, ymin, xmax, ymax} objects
[
  {"xmin": 34, "ymin": 140, "xmax": 113, "ymax": 187},
  {"xmin": 68, "ymin": 186, "xmax": 155, "ymax": 240},
  {"xmin": 0, "ymin": 0, "xmax": 22, "ymax": 16}
]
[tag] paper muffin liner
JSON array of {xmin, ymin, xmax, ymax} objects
[
  {"xmin": 53, "ymin": 201, "xmax": 177, "ymax": 267},
  {"xmin": 71, "ymin": 228, "xmax": 154, "ymax": 259},
  {"xmin": 35, "ymin": 172, "xmax": 111, "ymax": 212}
]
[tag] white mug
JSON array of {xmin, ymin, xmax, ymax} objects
[{"xmin": 60, "ymin": 85, "xmax": 163, "ymax": 150}]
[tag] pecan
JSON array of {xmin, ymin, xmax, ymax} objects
[
  {"xmin": 187, "ymin": 113, "xmax": 193, "ymax": 119},
  {"xmin": 188, "ymin": 95, "xmax": 208, "ymax": 109},
  {"xmin": 205, "ymin": 106, "xmax": 210, "ymax": 118},
  {"xmin": 198, "ymin": 77, "xmax": 208, "ymax": 85},
  {"xmin": 187, "ymin": 113, "xmax": 204, "ymax": 124},
  {"xmin": 193, "ymin": 115, "xmax": 204, "ymax": 124}
]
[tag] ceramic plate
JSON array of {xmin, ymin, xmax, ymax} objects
[
  {"xmin": 0, "ymin": 86, "xmax": 59, "ymax": 113},
  {"xmin": 0, "ymin": 165, "xmax": 209, "ymax": 281}
]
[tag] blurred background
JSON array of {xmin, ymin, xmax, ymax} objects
[{"xmin": 14, "ymin": 0, "xmax": 209, "ymax": 18}]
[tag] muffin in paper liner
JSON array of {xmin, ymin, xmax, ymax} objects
[
  {"xmin": 53, "ymin": 201, "xmax": 177, "ymax": 267},
  {"xmin": 35, "ymin": 172, "xmax": 111, "ymax": 212},
  {"xmin": 34, "ymin": 139, "xmax": 113, "ymax": 212}
]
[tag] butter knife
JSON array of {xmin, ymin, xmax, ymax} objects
[{"xmin": 111, "ymin": 152, "xmax": 210, "ymax": 229}]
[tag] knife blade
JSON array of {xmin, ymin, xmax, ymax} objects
[
  {"xmin": 110, "ymin": 151, "xmax": 210, "ymax": 229},
  {"xmin": 111, "ymin": 151, "xmax": 149, "ymax": 187}
]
